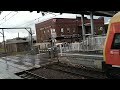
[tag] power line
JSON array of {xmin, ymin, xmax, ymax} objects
[
  {"xmin": 13, "ymin": 16, "xmax": 43, "ymax": 27},
  {"xmin": 0, "ymin": 11, "xmax": 13, "ymax": 22},
  {"xmin": 12, "ymin": 12, "xmax": 44, "ymax": 27},
  {"xmin": 0, "ymin": 12, "xmax": 19, "ymax": 26},
  {"xmin": 0, "ymin": 12, "xmax": 19, "ymax": 25},
  {"xmin": 13, "ymin": 12, "xmax": 59, "ymax": 28}
]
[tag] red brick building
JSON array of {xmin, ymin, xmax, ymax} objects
[{"xmin": 35, "ymin": 17, "xmax": 104, "ymax": 43}]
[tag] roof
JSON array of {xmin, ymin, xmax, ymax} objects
[
  {"xmin": 50, "ymin": 11, "xmax": 118, "ymax": 17},
  {"xmin": 5, "ymin": 37, "xmax": 37, "ymax": 44},
  {"xmin": 6, "ymin": 39, "xmax": 29, "ymax": 44},
  {"xmin": 29, "ymin": 10, "xmax": 118, "ymax": 17},
  {"xmin": 36, "ymin": 15, "xmax": 104, "ymax": 25}
]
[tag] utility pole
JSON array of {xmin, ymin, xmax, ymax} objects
[
  {"xmin": 50, "ymin": 29, "xmax": 56, "ymax": 59},
  {"xmin": 0, "ymin": 29, "xmax": 6, "ymax": 53},
  {"xmin": 25, "ymin": 28, "xmax": 33, "ymax": 51},
  {"xmin": 51, "ymin": 30, "xmax": 53, "ymax": 59},
  {"xmin": 76, "ymin": 15, "xmax": 79, "ymax": 42},
  {"xmin": 90, "ymin": 12, "xmax": 94, "ymax": 38},
  {"xmin": 30, "ymin": 28, "xmax": 33, "ymax": 50},
  {"xmin": 81, "ymin": 14, "xmax": 86, "ymax": 51}
]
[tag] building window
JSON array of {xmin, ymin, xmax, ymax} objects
[
  {"xmin": 44, "ymin": 31, "xmax": 45, "ymax": 34},
  {"xmin": 73, "ymin": 28, "xmax": 75, "ymax": 32},
  {"xmin": 40, "ymin": 28, "xmax": 44, "ymax": 30},
  {"xmin": 50, "ymin": 28, "xmax": 56, "ymax": 33},
  {"xmin": 67, "ymin": 28, "xmax": 70, "ymax": 33},
  {"xmin": 52, "ymin": 29, "xmax": 55, "ymax": 32},
  {"xmin": 61, "ymin": 28, "xmax": 64, "ymax": 32}
]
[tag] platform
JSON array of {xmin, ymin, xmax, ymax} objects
[{"xmin": 0, "ymin": 60, "xmax": 22, "ymax": 79}]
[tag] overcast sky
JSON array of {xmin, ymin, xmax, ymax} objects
[{"xmin": 0, "ymin": 11, "xmax": 111, "ymax": 42}]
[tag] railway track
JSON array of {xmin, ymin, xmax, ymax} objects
[
  {"xmin": 15, "ymin": 62, "xmax": 107, "ymax": 79},
  {"xmin": 45, "ymin": 66, "xmax": 97, "ymax": 79},
  {"xmin": 15, "ymin": 71, "xmax": 47, "ymax": 79},
  {"xmin": 44, "ymin": 63, "xmax": 107, "ymax": 79}
]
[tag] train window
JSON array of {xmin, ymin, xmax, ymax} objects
[{"xmin": 111, "ymin": 33, "xmax": 120, "ymax": 49}]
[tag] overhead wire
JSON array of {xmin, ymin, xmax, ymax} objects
[
  {"xmin": 13, "ymin": 12, "xmax": 59, "ymax": 28},
  {"xmin": 13, "ymin": 17, "xmax": 43, "ymax": 27},
  {"xmin": 17, "ymin": 12, "xmax": 60, "ymax": 36},
  {"xmin": 0, "ymin": 11, "xmax": 14, "ymax": 34},
  {"xmin": 12, "ymin": 12, "xmax": 44, "ymax": 27},
  {"xmin": 0, "ymin": 11, "xmax": 13, "ymax": 22},
  {"xmin": 0, "ymin": 12, "xmax": 19, "ymax": 26}
]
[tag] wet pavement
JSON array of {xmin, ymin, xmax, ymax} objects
[
  {"xmin": 0, "ymin": 53, "xmax": 52, "ymax": 79},
  {"xmin": 0, "ymin": 52, "xmax": 102, "ymax": 79}
]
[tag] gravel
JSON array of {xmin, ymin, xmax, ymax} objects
[
  {"xmin": 31, "ymin": 67, "xmax": 85, "ymax": 79},
  {"xmin": 29, "ymin": 62, "xmax": 106, "ymax": 79}
]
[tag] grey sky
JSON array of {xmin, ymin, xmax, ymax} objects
[{"xmin": 0, "ymin": 11, "xmax": 111, "ymax": 42}]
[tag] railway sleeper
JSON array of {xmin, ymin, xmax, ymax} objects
[
  {"xmin": 46, "ymin": 67, "xmax": 106, "ymax": 79},
  {"xmin": 16, "ymin": 71, "xmax": 46, "ymax": 79}
]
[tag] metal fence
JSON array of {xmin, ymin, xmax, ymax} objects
[
  {"xmin": 79, "ymin": 36, "xmax": 106, "ymax": 51},
  {"xmin": 57, "ymin": 36, "xmax": 106, "ymax": 54}
]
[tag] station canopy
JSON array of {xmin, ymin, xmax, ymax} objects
[{"xmin": 35, "ymin": 11, "xmax": 118, "ymax": 17}]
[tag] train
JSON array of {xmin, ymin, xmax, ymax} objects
[{"xmin": 102, "ymin": 12, "xmax": 120, "ymax": 78}]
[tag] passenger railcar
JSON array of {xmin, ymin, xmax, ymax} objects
[{"xmin": 103, "ymin": 12, "xmax": 120, "ymax": 78}]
